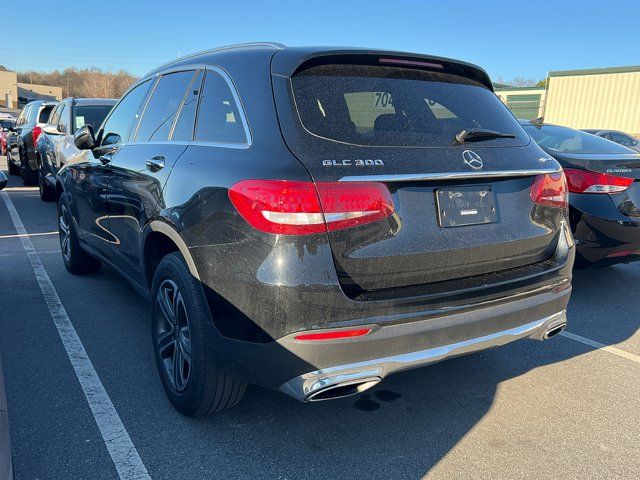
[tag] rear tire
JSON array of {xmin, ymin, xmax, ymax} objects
[
  {"xmin": 151, "ymin": 252, "xmax": 246, "ymax": 416},
  {"xmin": 57, "ymin": 195, "xmax": 101, "ymax": 275},
  {"xmin": 7, "ymin": 152, "xmax": 19, "ymax": 176},
  {"xmin": 39, "ymin": 170, "xmax": 55, "ymax": 202},
  {"xmin": 20, "ymin": 151, "xmax": 37, "ymax": 186}
]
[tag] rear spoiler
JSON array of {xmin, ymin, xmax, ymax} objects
[{"xmin": 271, "ymin": 47, "xmax": 494, "ymax": 91}]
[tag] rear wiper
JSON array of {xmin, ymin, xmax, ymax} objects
[{"xmin": 454, "ymin": 128, "xmax": 516, "ymax": 144}]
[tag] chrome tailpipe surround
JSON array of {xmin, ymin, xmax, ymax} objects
[{"xmin": 279, "ymin": 311, "xmax": 568, "ymax": 403}]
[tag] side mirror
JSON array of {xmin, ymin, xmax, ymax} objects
[
  {"xmin": 0, "ymin": 171, "xmax": 7, "ymax": 191},
  {"xmin": 74, "ymin": 125, "xmax": 95, "ymax": 150},
  {"xmin": 57, "ymin": 123, "xmax": 65, "ymax": 133}
]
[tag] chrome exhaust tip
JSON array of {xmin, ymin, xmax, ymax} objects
[
  {"xmin": 544, "ymin": 322, "xmax": 567, "ymax": 339},
  {"xmin": 306, "ymin": 377, "xmax": 381, "ymax": 402}
]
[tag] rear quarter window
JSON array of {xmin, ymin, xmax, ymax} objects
[
  {"xmin": 291, "ymin": 64, "xmax": 528, "ymax": 148},
  {"xmin": 194, "ymin": 70, "xmax": 248, "ymax": 145},
  {"xmin": 38, "ymin": 105, "xmax": 54, "ymax": 124}
]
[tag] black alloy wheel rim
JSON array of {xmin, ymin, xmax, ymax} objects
[
  {"xmin": 58, "ymin": 203, "xmax": 72, "ymax": 263},
  {"xmin": 156, "ymin": 279, "xmax": 192, "ymax": 392}
]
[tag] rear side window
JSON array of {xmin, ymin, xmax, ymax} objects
[
  {"xmin": 171, "ymin": 71, "xmax": 203, "ymax": 141},
  {"xmin": 291, "ymin": 64, "xmax": 528, "ymax": 148},
  {"xmin": 136, "ymin": 71, "xmax": 195, "ymax": 142},
  {"xmin": 195, "ymin": 70, "xmax": 247, "ymax": 144},
  {"xmin": 26, "ymin": 105, "xmax": 40, "ymax": 123},
  {"xmin": 101, "ymin": 79, "xmax": 152, "ymax": 146},
  {"xmin": 75, "ymin": 105, "xmax": 114, "ymax": 133}
]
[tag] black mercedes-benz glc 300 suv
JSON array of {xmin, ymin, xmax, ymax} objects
[{"xmin": 56, "ymin": 43, "xmax": 574, "ymax": 416}]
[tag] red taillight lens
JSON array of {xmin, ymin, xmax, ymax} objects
[
  {"xmin": 228, "ymin": 180, "xmax": 394, "ymax": 235},
  {"xmin": 530, "ymin": 172, "xmax": 568, "ymax": 209},
  {"xmin": 294, "ymin": 328, "xmax": 372, "ymax": 341},
  {"xmin": 564, "ymin": 168, "xmax": 634, "ymax": 194},
  {"xmin": 32, "ymin": 125, "xmax": 43, "ymax": 146}
]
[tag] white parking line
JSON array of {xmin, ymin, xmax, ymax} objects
[
  {"xmin": 560, "ymin": 331, "xmax": 640, "ymax": 363},
  {"xmin": 1, "ymin": 191, "xmax": 151, "ymax": 480},
  {"xmin": 0, "ymin": 231, "xmax": 58, "ymax": 239}
]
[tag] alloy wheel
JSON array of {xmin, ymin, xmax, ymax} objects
[
  {"xmin": 156, "ymin": 279, "xmax": 192, "ymax": 392},
  {"xmin": 58, "ymin": 204, "xmax": 72, "ymax": 263}
]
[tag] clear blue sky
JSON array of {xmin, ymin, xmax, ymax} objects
[{"xmin": 4, "ymin": 0, "xmax": 639, "ymax": 82}]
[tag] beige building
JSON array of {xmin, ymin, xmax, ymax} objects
[
  {"xmin": 0, "ymin": 70, "xmax": 63, "ymax": 109},
  {"xmin": 494, "ymin": 86, "xmax": 546, "ymax": 120},
  {"xmin": 543, "ymin": 66, "xmax": 640, "ymax": 137}
]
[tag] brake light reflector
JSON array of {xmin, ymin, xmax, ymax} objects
[
  {"xmin": 564, "ymin": 168, "xmax": 634, "ymax": 194},
  {"xmin": 32, "ymin": 125, "xmax": 43, "ymax": 146},
  {"xmin": 294, "ymin": 328, "xmax": 372, "ymax": 341},
  {"xmin": 530, "ymin": 172, "xmax": 568, "ymax": 209},
  {"xmin": 228, "ymin": 180, "xmax": 394, "ymax": 235}
]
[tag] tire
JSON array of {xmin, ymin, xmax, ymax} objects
[
  {"xmin": 38, "ymin": 170, "xmax": 55, "ymax": 202},
  {"xmin": 151, "ymin": 252, "xmax": 246, "ymax": 416},
  {"xmin": 57, "ymin": 195, "xmax": 101, "ymax": 275},
  {"xmin": 7, "ymin": 152, "xmax": 19, "ymax": 176},
  {"xmin": 20, "ymin": 151, "xmax": 37, "ymax": 185}
]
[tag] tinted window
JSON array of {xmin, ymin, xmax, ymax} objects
[
  {"xmin": 524, "ymin": 125, "xmax": 634, "ymax": 154},
  {"xmin": 56, "ymin": 104, "xmax": 68, "ymax": 133},
  {"xmin": 1, "ymin": 119, "xmax": 15, "ymax": 129},
  {"xmin": 195, "ymin": 70, "xmax": 247, "ymax": 144},
  {"xmin": 136, "ymin": 71, "xmax": 194, "ymax": 142},
  {"xmin": 610, "ymin": 132, "xmax": 637, "ymax": 147},
  {"xmin": 291, "ymin": 64, "xmax": 527, "ymax": 147},
  {"xmin": 38, "ymin": 105, "xmax": 54, "ymax": 124},
  {"xmin": 172, "ymin": 71, "xmax": 203, "ymax": 141},
  {"xmin": 75, "ymin": 105, "xmax": 114, "ymax": 132},
  {"xmin": 27, "ymin": 105, "xmax": 40, "ymax": 123},
  {"xmin": 101, "ymin": 79, "xmax": 152, "ymax": 146},
  {"xmin": 48, "ymin": 105, "xmax": 62, "ymax": 125}
]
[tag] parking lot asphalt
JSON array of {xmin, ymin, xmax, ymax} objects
[{"xmin": 0, "ymin": 155, "xmax": 638, "ymax": 480}]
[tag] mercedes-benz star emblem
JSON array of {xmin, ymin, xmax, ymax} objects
[{"xmin": 462, "ymin": 150, "xmax": 483, "ymax": 170}]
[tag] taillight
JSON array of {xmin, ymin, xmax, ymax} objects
[
  {"xmin": 564, "ymin": 168, "xmax": 634, "ymax": 194},
  {"xmin": 32, "ymin": 125, "xmax": 43, "ymax": 146},
  {"xmin": 530, "ymin": 172, "xmax": 568, "ymax": 209},
  {"xmin": 228, "ymin": 180, "xmax": 394, "ymax": 235},
  {"xmin": 294, "ymin": 328, "xmax": 372, "ymax": 341}
]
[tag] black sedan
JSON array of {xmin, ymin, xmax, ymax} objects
[{"xmin": 522, "ymin": 120, "xmax": 640, "ymax": 267}]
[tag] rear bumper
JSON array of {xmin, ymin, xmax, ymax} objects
[
  {"xmin": 571, "ymin": 201, "xmax": 640, "ymax": 266},
  {"xmin": 280, "ymin": 309, "xmax": 568, "ymax": 402},
  {"xmin": 216, "ymin": 285, "xmax": 572, "ymax": 395}
]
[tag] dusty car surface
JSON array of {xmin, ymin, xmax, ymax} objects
[{"xmin": 56, "ymin": 43, "xmax": 574, "ymax": 416}]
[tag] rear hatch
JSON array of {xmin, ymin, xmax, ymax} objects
[{"xmin": 272, "ymin": 51, "xmax": 566, "ymax": 295}]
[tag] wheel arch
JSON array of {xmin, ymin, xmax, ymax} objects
[{"xmin": 144, "ymin": 221, "xmax": 201, "ymax": 288}]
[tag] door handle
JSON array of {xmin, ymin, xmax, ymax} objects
[{"xmin": 146, "ymin": 156, "xmax": 166, "ymax": 172}]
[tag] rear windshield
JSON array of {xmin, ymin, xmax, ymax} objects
[
  {"xmin": 75, "ymin": 105, "xmax": 113, "ymax": 131},
  {"xmin": 291, "ymin": 64, "xmax": 528, "ymax": 148},
  {"xmin": 38, "ymin": 105, "xmax": 54, "ymax": 124},
  {"xmin": 524, "ymin": 125, "xmax": 633, "ymax": 154}
]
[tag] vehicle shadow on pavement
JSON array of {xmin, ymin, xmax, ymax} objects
[{"xmin": 172, "ymin": 265, "xmax": 639, "ymax": 480}]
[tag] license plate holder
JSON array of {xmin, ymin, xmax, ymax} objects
[{"xmin": 436, "ymin": 185, "xmax": 496, "ymax": 228}]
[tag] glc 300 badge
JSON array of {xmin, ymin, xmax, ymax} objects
[{"xmin": 323, "ymin": 159, "xmax": 385, "ymax": 167}]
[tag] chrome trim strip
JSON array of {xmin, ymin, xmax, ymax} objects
[
  {"xmin": 339, "ymin": 168, "xmax": 561, "ymax": 183},
  {"xmin": 279, "ymin": 311, "xmax": 567, "ymax": 402}
]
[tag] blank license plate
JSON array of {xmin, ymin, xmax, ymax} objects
[{"xmin": 436, "ymin": 186, "xmax": 496, "ymax": 228}]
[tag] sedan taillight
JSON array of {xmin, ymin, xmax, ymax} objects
[
  {"xmin": 228, "ymin": 179, "xmax": 394, "ymax": 235},
  {"xmin": 564, "ymin": 168, "xmax": 634, "ymax": 194},
  {"xmin": 529, "ymin": 172, "xmax": 568, "ymax": 209}
]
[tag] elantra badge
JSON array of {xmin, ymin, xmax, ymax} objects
[{"xmin": 462, "ymin": 150, "xmax": 483, "ymax": 170}]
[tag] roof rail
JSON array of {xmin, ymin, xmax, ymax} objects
[{"xmin": 155, "ymin": 42, "xmax": 286, "ymax": 70}]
